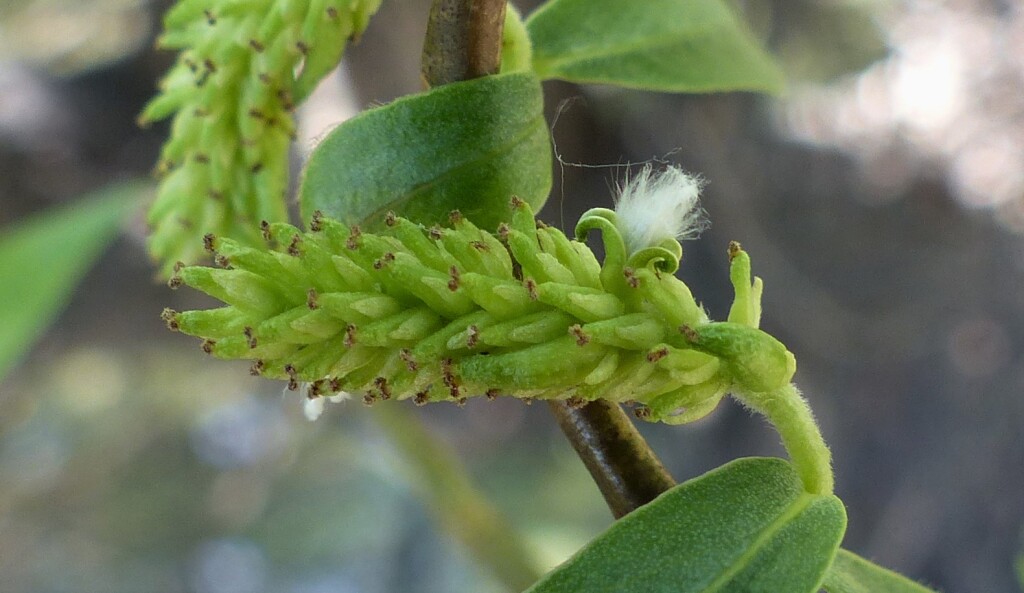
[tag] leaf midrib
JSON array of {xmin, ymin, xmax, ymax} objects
[{"xmin": 700, "ymin": 492, "xmax": 817, "ymax": 592}]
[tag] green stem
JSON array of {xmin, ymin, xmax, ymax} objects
[
  {"xmin": 732, "ymin": 383, "xmax": 834, "ymax": 495},
  {"xmin": 373, "ymin": 405, "xmax": 542, "ymax": 591}
]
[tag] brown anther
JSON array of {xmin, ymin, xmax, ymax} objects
[
  {"xmin": 510, "ymin": 195, "xmax": 525, "ymax": 208},
  {"xmin": 535, "ymin": 218, "xmax": 549, "ymax": 229},
  {"xmin": 201, "ymin": 339, "xmax": 215, "ymax": 354},
  {"xmin": 374, "ymin": 377, "xmax": 392, "ymax": 400},
  {"xmin": 284, "ymin": 363, "xmax": 298, "ymax": 378},
  {"xmin": 485, "ymin": 389, "xmax": 499, "ymax": 401},
  {"xmin": 525, "ymin": 278, "xmax": 538, "ymax": 300},
  {"xmin": 249, "ymin": 359, "xmax": 265, "ymax": 376},
  {"xmin": 276, "ymin": 90, "xmax": 294, "ymax": 111},
  {"xmin": 207, "ymin": 189, "xmax": 223, "ymax": 201},
  {"xmin": 193, "ymin": 107, "xmax": 209, "ymax": 117},
  {"xmin": 455, "ymin": 397, "xmax": 468, "ymax": 407},
  {"xmin": 466, "ymin": 325, "xmax": 480, "ymax": 348},
  {"xmin": 161, "ymin": 308, "xmax": 179, "ymax": 331},
  {"xmin": 203, "ymin": 9, "xmax": 216, "ymax": 25},
  {"xmin": 566, "ymin": 396, "xmax": 586, "ymax": 409},
  {"xmin": 248, "ymin": 108, "xmax": 265, "ymax": 120},
  {"xmin": 194, "ymin": 153, "xmax": 210, "ymax": 164},
  {"xmin": 260, "ymin": 220, "xmax": 272, "ymax": 241},
  {"xmin": 343, "ymin": 324, "xmax": 357, "ymax": 348},
  {"xmin": 326, "ymin": 6, "xmax": 339, "ymax": 19},
  {"xmin": 287, "ymin": 234, "xmax": 302, "ymax": 256},
  {"xmin": 168, "ymin": 262, "xmax": 184, "ymax": 289},
  {"xmin": 623, "ymin": 267, "xmax": 640, "ymax": 288},
  {"xmin": 679, "ymin": 324, "xmax": 699, "ymax": 343},
  {"xmin": 428, "ymin": 226, "xmax": 442, "ymax": 241},
  {"xmin": 215, "ymin": 254, "xmax": 231, "ymax": 268},
  {"xmin": 470, "ymin": 240, "xmax": 488, "ymax": 252},
  {"xmin": 414, "ymin": 391, "xmax": 429, "ymax": 406},
  {"xmin": 287, "ymin": 377, "xmax": 299, "ymax": 391},
  {"xmin": 496, "ymin": 223, "xmax": 510, "ymax": 242},
  {"xmin": 728, "ymin": 241, "xmax": 742, "ymax": 261},
  {"xmin": 522, "ymin": 397, "xmax": 533, "ymax": 406},
  {"xmin": 448, "ymin": 210, "xmax": 463, "ymax": 225},
  {"xmin": 647, "ymin": 347, "xmax": 669, "ymax": 363},
  {"xmin": 243, "ymin": 326, "xmax": 257, "ymax": 349},
  {"xmin": 306, "ymin": 288, "xmax": 319, "ymax": 310},
  {"xmin": 177, "ymin": 217, "xmax": 193, "ymax": 229},
  {"xmin": 202, "ymin": 233, "xmax": 216, "ymax": 253},
  {"xmin": 384, "ymin": 211, "xmax": 397, "ymax": 226},
  {"xmin": 250, "ymin": 162, "xmax": 263, "ymax": 174},
  {"xmin": 362, "ymin": 392, "xmax": 377, "ymax": 406},
  {"xmin": 568, "ymin": 324, "xmax": 590, "ymax": 346},
  {"xmin": 296, "ymin": 41, "xmax": 310, "ymax": 55},
  {"xmin": 373, "ymin": 252, "xmax": 395, "ymax": 270},
  {"xmin": 400, "ymin": 349, "xmax": 418, "ymax": 372},
  {"xmin": 203, "ymin": 58, "xmax": 217, "ymax": 73},
  {"xmin": 346, "ymin": 226, "xmax": 362, "ymax": 250},
  {"xmin": 257, "ymin": 73, "xmax": 272, "ymax": 86},
  {"xmin": 310, "ymin": 210, "xmax": 324, "ymax": 232},
  {"xmin": 328, "ymin": 377, "xmax": 342, "ymax": 392},
  {"xmin": 308, "ymin": 380, "xmax": 325, "ymax": 397},
  {"xmin": 634, "ymin": 405, "xmax": 652, "ymax": 420},
  {"xmin": 249, "ymin": 39, "xmax": 265, "ymax": 52},
  {"xmin": 447, "ymin": 266, "xmax": 461, "ymax": 291}
]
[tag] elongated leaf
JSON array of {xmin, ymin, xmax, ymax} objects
[
  {"xmin": 299, "ymin": 72, "xmax": 551, "ymax": 231},
  {"xmin": 0, "ymin": 183, "xmax": 144, "ymax": 381},
  {"xmin": 525, "ymin": 0, "xmax": 784, "ymax": 93},
  {"xmin": 526, "ymin": 457, "xmax": 845, "ymax": 593},
  {"xmin": 822, "ymin": 549, "xmax": 939, "ymax": 593}
]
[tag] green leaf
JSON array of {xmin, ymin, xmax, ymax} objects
[
  {"xmin": 0, "ymin": 183, "xmax": 144, "ymax": 381},
  {"xmin": 822, "ymin": 549, "xmax": 940, "ymax": 593},
  {"xmin": 525, "ymin": 0, "xmax": 784, "ymax": 94},
  {"xmin": 525, "ymin": 457, "xmax": 846, "ymax": 593},
  {"xmin": 299, "ymin": 72, "xmax": 551, "ymax": 231}
]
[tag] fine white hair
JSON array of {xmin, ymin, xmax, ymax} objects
[
  {"xmin": 613, "ymin": 164, "xmax": 708, "ymax": 254},
  {"xmin": 302, "ymin": 389, "xmax": 352, "ymax": 421}
]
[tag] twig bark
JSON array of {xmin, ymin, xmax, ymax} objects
[
  {"xmin": 547, "ymin": 400, "xmax": 676, "ymax": 518},
  {"xmin": 422, "ymin": 0, "xmax": 676, "ymax": 519}
]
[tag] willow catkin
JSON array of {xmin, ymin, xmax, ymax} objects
[
  {"xmin": 140, "ymin": 0, "xmax": 383, "ymax": 276},
  {"xmin": 163, "ymin": 194, "xmax": 796, "ymax": 424}
]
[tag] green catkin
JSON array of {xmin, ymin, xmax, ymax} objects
[
  {"xmin": 141, "ymin": 0, "xmax": 383, "ymax": 277},
  {"xmin": 166, "ymin": 199, "xmax": 798, "ymax": 425}
]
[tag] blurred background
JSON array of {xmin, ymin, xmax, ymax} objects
[{"xmin": 2, "ymin": 0, "xmax": 1023, "ymax": 591}]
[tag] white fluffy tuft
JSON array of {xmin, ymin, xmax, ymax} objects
[
  {"xmin": 302, "ymin": 390, "xmax": 352, "ymax": 421},
  {"xmin": 613, "ymin": 164, "xmax": 708, "ymax": 254}
]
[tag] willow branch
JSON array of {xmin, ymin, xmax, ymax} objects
[{"xmin": 422, "ymin": 0, "xmax": 507, "ymax": 87}]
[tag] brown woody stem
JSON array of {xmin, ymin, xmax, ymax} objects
[{"xmin": 422, "ymin": 0, "xmax": 507, "ymax": 87}]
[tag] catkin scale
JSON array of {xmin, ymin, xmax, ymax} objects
[{"xmin": 167, "ymin": 198, "xmax": 797, "ymax": 424}]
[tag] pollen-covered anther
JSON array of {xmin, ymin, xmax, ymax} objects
[
  {"xmin": 428, "ymin": 226, "xmax": 442, "ymax": 241},
  {"xmin": 310, "ymin": 210, "xmax": 324, "ymax": 232},
  {"xmin": 202, "ymin": 233, "xmax": 216, "ymax": 253},
  {"xmin": 525, "ymin": 278, "xmax": 538, "ymax": 300},
  {"xmin": 287, "ymin": 234, "xmax": 302, "ymax": 256},
  {"xmin": 448, "ymin": 266, "xmax": 461, "ymax": 291},
  {"xmin": 466, "ymin": 325, "xmax": 480, "ymax": 348},
  {"xmin": 634, "ymin": 405, "xmax": 652, "ymax": 420},
  {"xmin": 362, "ymin": 392, "xmax": 377, "ymax": 406},
  {"xmin": 308, "ymin": 380, "xmax": 325, "ymax": 398},
  {"xmin": 448, "ymin": 210, "xmax": 464, "ymax": 225},
  {"xmin": 679, "ymin": 324, "xmax": 699, "ymax": 343},
  {"xmin": 647, "ymin": 347, "xmax": 669, "ymax": 363},
  {"xmin": 455, "ymin": 397, "xmax": 468, "ymax": 407},
  {"xmin": 566, "ymin": 396, "xmax": 586, "ymax": 409},
  {"xmin": 346, "ymin": 226, "xmax": 362, "ymax": 250},
  {"xmin": 373, "ymin": 252, "xmax": 395, "ymax": 270},
  {"xmin": 623, "ymin": 267, "xmax": 640, "ymax": 289},
  {"xmin": 161, "ymin": 308, "xmax": 180, "ymax": 331},
  {"xmin": 510, "ymin": 195, "xmax": 525, "ymax": 209},
  {"xmin": 328, "ymin": 377, "xmax": 343, "ymax": 392},
  {"xmin": 414, "ymin": 391, "xmax": 429, "ymax": 406},
  {"xmin": 384, "ymin": 211, "xmax": 397, "ymax": 226},
  {"xmin": 201, "ymin": 339, "xmax": 216, "ymax": 354},
  {"xmin": 215, "ymin": 254, "xmax": 231, "ymax": 268},
  {"xmin": 374, "ymin": 377, "xmax": 392, "ymax": 401},
  {"xmin": 260, "ymin": 220, "xmax": 272, "ymax": 241},
  {"xmin": 306, "ymin": 288, "xmax": 319, "ymax": 310},
  {"xmin": 399, "ymin": 349, "xmax": 418, "ymax": 372},
  {"xmin": 497, "ymin": 223, "xmax": 510, "ymax": 243},
  {"xmin": 535, "ymin": 218, "xmax": 549, "ymax": 229},
  {"xmin": 522, "ymin": 397, "xmax": 533, "ymax": 406},
  {"xmin": 728, "ymin": 241, "xmax": 742, "ymax": 261},
  {"xmin": 243, "ymin": 326, "xmax": 257, "ymax": 349},
  {"xmin": 343, "ymin": 324, "xmax": 357, "ymax": 348},
  {"xmin": 569, "ymin": 324, "xmax": 590, "ymax": 346},
  {"xmin": 250, "ymin": 359, "xmax": 265, "ymax": 376},
  {"xmin": 486, "ymin": 388, "xmax": 499, "ymax": 401}
]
